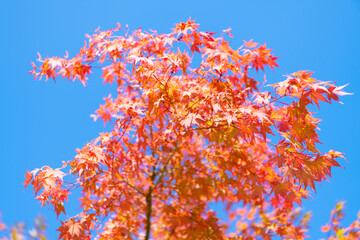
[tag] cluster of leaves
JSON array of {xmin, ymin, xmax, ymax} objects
[
  {"xmin": 25, "ymin": 19, "xmax": 355, "ymax": 239},
  {"xmin": 0, "ymin": 215, "xmax": 47, "ymax": 240},
  {"xmin": 320, "ymin": 202, "xmax": 360, "ymax": 240}
]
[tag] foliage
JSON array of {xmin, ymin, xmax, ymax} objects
[
  {"xmin": 0, "ymin": 215, "xmax": 47, "ymax": 240},
  {"xmin": 25, "ymin": 19, "xmax": 356, "ymax": 239},
  {"xmin": 320, "ymin": 202, "xmax": 360, "ymax": 240}
]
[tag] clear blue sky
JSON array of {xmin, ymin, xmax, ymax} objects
[{"xmin": 0, "ymin": 0, "xmax": 359, "ymax": 239}]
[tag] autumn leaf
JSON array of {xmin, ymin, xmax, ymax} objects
[{"xmin": 243, "ymin": 39, "xmax": 258, "ymax": 48}]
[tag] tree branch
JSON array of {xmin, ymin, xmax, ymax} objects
[
  {"xmin": 154, "ymin": 141, "xmax": 179, "ymax": 189},
  {"xmin": 144, "ymin": 187, "xmax": 153, "ymax": 240},
  {"xmin": 121, "ymin": 180, "xmax": 146, "ymax": 197},
  {"xmin": 144, "ymin": 141, "xmax": 179, "ymax": 240}
]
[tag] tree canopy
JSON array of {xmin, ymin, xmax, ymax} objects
[{"xmin": 23, "ymin": 19, "xmax": 358, "ymax": 239}]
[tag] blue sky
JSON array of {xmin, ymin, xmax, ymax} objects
[{"xmin": 0, "ymin": 0, "xmax": 359, "ymax": 239}]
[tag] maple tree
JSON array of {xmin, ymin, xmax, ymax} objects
[{"xmin": 24, "ymin": 19, "xmax": 358, "ymax": 239}]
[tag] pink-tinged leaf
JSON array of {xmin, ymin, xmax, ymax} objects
[
  {"xmin": 67, "ymin": 220, "xmax": 82, "ymax": 237},
  {"xmin": 243, "ymin": 39, "xmax": 258, "ymax": 48},
  {"xmin": 180, "ymin": 113, "xmax": 203, "ymax": 128},
  {"xmin": 332, "ymin": 84, "xmax": 352, "ymax": 96},
  {"xmin": 223, "ymin": 27, "xmax": 233, "ymax": 38}
]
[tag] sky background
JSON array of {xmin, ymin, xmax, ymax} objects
[{"xmin": 0, "ymin": 0, "xmax": 359, "ymax": 239}]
